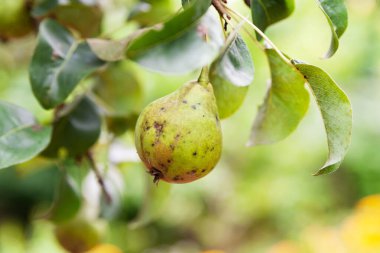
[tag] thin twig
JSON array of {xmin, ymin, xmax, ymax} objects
[
  {"xmin": 86, "ymin": 151, "xmax": 112, "ymax": 204},
  {"xmin": 212, "ymin": 0, "xmax": 231, "ymax": 20},
  {"xmin": 223, "ymin": 4, "xmax": 291, "ymax": 64}
]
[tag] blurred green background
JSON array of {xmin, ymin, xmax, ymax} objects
[{"xmin": 0, "ymin": 0, "xmax": 380, "ymax": 253}]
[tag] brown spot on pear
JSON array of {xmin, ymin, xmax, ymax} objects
[{"xmin": 135, "ymin": 79, "xmax": 222, "ymax": 184}]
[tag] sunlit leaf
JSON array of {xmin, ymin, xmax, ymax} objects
[
  {"xmin": 42, "ymin": 96, "xmax": 101, "ymax": 158},
  {"xmin": 295, "ymin": 63, "xmax": 352, "ymax": 175},
  {"xmin": 128, "ymin": 0, "xmax": 175, "ymax": 26},
  {"xmin": 30, "ymin": 19, "xmax": 104, "ymax": 109},
  {"xmin": 87, "ymin": 39, "xmax": 129, "ymax": 62},
  {"xmin": 126, "ymin": 0, "xmax": 224, "ymax": 74},
  {"xmin": 0, "ymin": 102, "xmax": 52, "ymax": 170},
  {"xmin": 250, "ymin": 0, "xmax": 295, "ymax": 34},
  {"xmin": 210, "ymin": 34, "xmax": 253, "ymax": 118},
  {"xmin": 318, "ymin": 0, "xmax": 348, "ymax": 58},
  {"xmin": 248, "ymin": 49, "xmax": 309, "ymax": 146}
]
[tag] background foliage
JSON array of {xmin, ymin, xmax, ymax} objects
[{"xmin": 0, "ymin": 0, "xmax": 380, "ymax": 252}]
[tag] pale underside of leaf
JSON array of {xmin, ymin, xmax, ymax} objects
[
  {"xmin": 212, "ymin": 34, "xmax": 254, "ymax": 87},
  {"xmin": 296, "ymin": 63, "xmax": 352, "ymax": 175},
  {"xmin": 0, "ymin": 102, "xmax": 52, "ymax": 169}
]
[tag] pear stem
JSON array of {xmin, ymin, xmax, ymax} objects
[{"xmin": 198, "ymin": 66, "xmax": 210, "ymax": 86}]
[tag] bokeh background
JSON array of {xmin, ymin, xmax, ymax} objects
[{"xmin": 0, "ymin": 0, "xmax": 380, "ymax": 252}]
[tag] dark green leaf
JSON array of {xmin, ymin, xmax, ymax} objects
[
  {"xmin": 105, "ymin": 114, "xmax": 139, "ymax": 136},
  {"xmin": 318, "ymin": 0, "xmax": 348, "ymax": 58},
  {"xmin": 210, "ymin": 34, "xmax": 253, "ymax": 119},
  {"xmin": 0, "ymin": 102, "xmax": 52, "ymax": 169},
  {"xmin": 295, "ymin": 63, "xmax": 352, "ymax": 175},
  {"xmin": 0, "ymin": 164, "xmax": 59, "ymax": 223},
  {"xmin": 30, "ymin": 19, "xmax": 105, "ymax": 109},
  {"xmin": 48, "ymin": 168, "xmax": 82, "ymax": 223},
  {"xmin": 251, "ymin": 0, "xmax": 295, "ymax": 34},
  {"xmin": 32, "ymin": 0, "xmax": 59, "ymax": 17},
  {"xmin": 87, "ymin": 38, "xmax": 129, "ymax": 62},
  {"xmin": 43, "ymin": 96, "xmax": 101, "ymax": 158},
  {"xmin": 126, "ymin": 0, "xmax": 223, "ymax": 74},
  {"xmin": 248, "ymin": 49, "xmax": 309, "ymax": 145}
]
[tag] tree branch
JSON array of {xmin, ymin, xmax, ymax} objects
[{"xmin": 86, "ymin": 151, "xmax": 112, "ymax": 204}]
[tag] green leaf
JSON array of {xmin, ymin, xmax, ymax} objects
[
  {"xmin": 318, "ymin": 0, "xmax": 348, "ymax": 58},
  {"xmin": 94, "ymin": 62, "xmax": 143, "ymax": 116},
  {"xmin": 32, "ymin": 0, "xmax": 59, "ymax": 17},
  {"xmin": 248, "ymin": 49, "xmax": 309, "ymax": 146},
  {"xmin": 126, "ymin": 0, "xmax": 224, "ymax": 74},
  {"xmin": 210, "ymin": 34, "xmax": 253, "ymax": 119},
  {"xmin": 0, "ymin": 102, "xmax": 52, "ymax": 170},
  {"xmin": 251, "ymin": 0, "xmax": 295, "ymax": 33},
  {"xmin": 30, "ymin": 19, "xmax": 105, "ymax": 109},
  {"xmin": 211, "ymin": 34, "xmax": 254, "ymax": 87},
  {"xmin": 48, "ymin": 168, "xmax": 82, "ymax": 223},
  {"xmin": 181, "ymin": 0, "xmax": 192, "ymax": 6},
  {"xmin": 295, "ymin": 63, "xmax": 352, "ymax": 175},
  {"xmin": 128, "ymin": 0, "xmax": 175, "ymax": 26},
  {"xmin": 42, "ymin": 96, "xmax": 101, "ymax": 158}
]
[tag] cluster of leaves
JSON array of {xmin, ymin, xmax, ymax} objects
[{"xmin": 0, "ymin": 0, "xmax": 351, "ymax": 230}]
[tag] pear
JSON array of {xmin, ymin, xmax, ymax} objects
[
  {"xmin": 55, "ymin": 220, "xmax": 100, "ymax": 253},
  {"xmin": 135, "ymin": 70, "xmax": 222, "ymax": 184},
  {"xmin": 0, "ymin": 0, "xmax": 33, "ymax": 39}
]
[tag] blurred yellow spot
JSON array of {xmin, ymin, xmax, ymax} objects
[
  {"xmin": 302, "ymin": 226, "xmax": 347, "ymax": 253},
  {"xmin": 202, "ymin": 250, "xmax": 225, "ymax": 253},
  {"xmin": 341, "ymin": 195, "xmax": 380, "ymax": 253},
  {"xmin": 85, "ymin": 244, "xmax": 123, "ymax": 253},
  {"xmin": 356, "ymin": 195, "xmax": 380, "ymax": 212},
  {"xmin": 267, "ymin": 240, "xmax": 300, "ymax": 253}
]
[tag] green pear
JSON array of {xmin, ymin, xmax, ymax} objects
[
  {"xmin": 55, "ymin": 220, "xmax": 100, "ymax": 253},
  {"xmin": 135, "ymin": 72, "xmax": 222, "ymax": 184},
  {"xmin": 0, "ymin": 0, "xmax": 33, "ymax": 39}
]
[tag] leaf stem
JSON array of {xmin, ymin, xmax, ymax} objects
[
  {"xmin": 223, "ymin": 4, "xmax": 291, "ymax": 64},
  {"xmin": 86, "ymin": 151, "xmax": 112, "ymax": 204}
]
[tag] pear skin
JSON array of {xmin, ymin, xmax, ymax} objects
[{"xmin": 135, "ymin": 81, "xmax": 222, "ymax": 184}]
